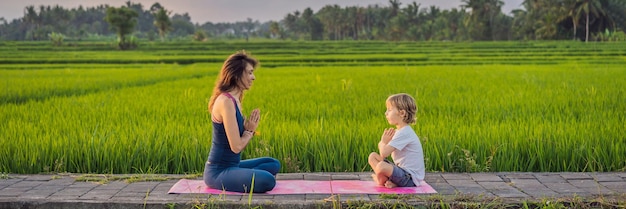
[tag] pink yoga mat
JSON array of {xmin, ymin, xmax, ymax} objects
[{"xmin": 168, "ymin": 179, "xmax": 437, "ymax": 194}]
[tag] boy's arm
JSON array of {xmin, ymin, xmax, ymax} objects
[
  {"xmin": 378, "ymin": 142, "xmax": 396, "ymax": 158},
  {"xmin": 378, "ymin": 128, "xmax": 396, "ymax": 158}
]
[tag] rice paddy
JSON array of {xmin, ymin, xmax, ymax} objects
[{"xmin": 1, "ymin": 41, "xmax": 624, "ymax": 174}]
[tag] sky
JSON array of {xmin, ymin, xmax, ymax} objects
[{"xmin": 0, "ymin": 0, "xmax": 524, "ymax": 24}]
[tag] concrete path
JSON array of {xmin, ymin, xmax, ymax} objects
[{"xmin": 1, "ymin": 172, "xmax": 625, "ymax": 209}]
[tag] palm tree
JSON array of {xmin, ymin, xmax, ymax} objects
[
  {"xmin": 574, "ymin": 0, "xmax": 606, "ymax": 42},
  {"xmin": 243, "ymin": 18, "xmax": 255, "ymax": 42},
  {"xmin": 23, "ymin": 5, "xmax": 40, "ymax": 40},
  {"xmin": 604, "ymin": 0, "xmax": 626, "ymax": 34},
  {"xmin": 317, "ymin": 5, "xmax": 341, "ymax": 40},
  {"xmin": 389, "ymin": 0, "xmax": 401, "ymax": 17},
  {"xmin": 269, "ymin": 21, "xmax": 281, "ymax": 39},
  {"xmin": 105, "ymin": 6, "xmax": 139, "ymax": 49},
  {"xmin": 283, "ymin": 12, "xmax": 299, "ymax": 38},
  {"xmin": 152, "ymin": 7, "xmax": 171, "ymax": 42},
  {"xmin": 388, "ymin": 12, "xmax": 408, "ymax": 41},
  {"xmin": 462, "ymin": 0, "xmax": 504, "ymax": 40},
  {"xmin": 0, "ymin": 17, "xmax": 6, "ymax": 37},
  {"xmin": 557, "ymin": 0, "xmax": 582, "ymax": 40},
  {"xmin": 150, "ymin": 3, "xmax": 163, "ymax": 13},
  {"xmin": 303, "ymin": 7, "xmax": 324, "ymax": 40},
  {"xmin": 536, "ymin": 10, "xmax": 558, "ymax": 39}
]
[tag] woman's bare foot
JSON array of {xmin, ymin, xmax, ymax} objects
[{"xmin": 384, "ymin": 180, "xmax": 397, "ymax": 188}]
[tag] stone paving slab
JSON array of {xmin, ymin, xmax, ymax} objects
[
  {"xmin": 560, "ymin": 173, "xmax": 594, "ymax": 180},
  {"xmin": 470, "ymin": 173, "xmax": 503, "ymax": 182},
  {"xmin": 0, "ymin": 172, "xmax": 624, "ymax": 209},
  {"xmin": 592, "ymin": 173, "xmax": 624, "ymax": 182},
  {"xmin": 535, "ymin": 173, "xmax": 568, "ymax": 183}
]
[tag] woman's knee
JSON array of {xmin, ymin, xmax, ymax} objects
[
  {"xmin": 254, "ymin": 171, "xmax": 276, "ymax": 192},
  {"xmin": 270, "ymin": 157, "xmax": 281, "ymax": 168},
  {"xmin": 265, "ymin": 158, "xmax": 281, "ymax": 175},
  {"xmin": 203, "ymin": 164, "xmax": 216, "ymax": 187}
]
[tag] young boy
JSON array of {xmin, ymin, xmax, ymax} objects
[{"xmin": 368, "ymin": 93, "xmax": 425, "ymax": 188}]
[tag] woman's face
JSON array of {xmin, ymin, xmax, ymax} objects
[{"xmin": 241, "ymin": 63, "xmax": 255, "ymax": 90}]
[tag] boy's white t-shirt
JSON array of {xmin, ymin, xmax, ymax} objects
[{"xmin": 387, "ymin": 125, "xmax": 425, "ymax": 186}]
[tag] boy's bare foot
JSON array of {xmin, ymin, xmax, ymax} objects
[
  {"xmin": 384, "ymin": 180, "xmax": 397, "ymax": 188},
  {"xmin": 371, "ymin": 174, "xmax": 384, "ymax": 186},
  {"xmin": 372, "ymin": 174, "xmax": 387, "ymax": 187}
]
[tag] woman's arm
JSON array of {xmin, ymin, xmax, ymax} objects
[{"xmin": 216, "ymin": 97, "xmax": 253, "ymax": 154}]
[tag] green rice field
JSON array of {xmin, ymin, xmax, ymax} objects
[{"xmin": 1, "ymin": 41, "xmax": 625, "ymax": 174}]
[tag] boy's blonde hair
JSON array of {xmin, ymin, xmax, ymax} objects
[{"xmin": 387, "ymin": 93, "xmax": 417, "ymax": 124}]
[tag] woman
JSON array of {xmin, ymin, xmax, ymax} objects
[{"xmin": 203, "ymin": 51, "xmax": 281, "ymax": 193}]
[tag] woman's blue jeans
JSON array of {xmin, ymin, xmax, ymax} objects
[{"xmin": 203, "ymin": 157, "xmax": 280, "ymax": 193}]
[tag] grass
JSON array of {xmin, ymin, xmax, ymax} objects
[
  {"xmin": 177, "ymin": 192, "xmax": 626, "ymax": 209},
  {"xmin": 0, "ymin": 63, "xmax": 217, "ymax": 105},
  {"xmin": 0, "ymin": 41, "xmax": 624, "ymax": 174}
]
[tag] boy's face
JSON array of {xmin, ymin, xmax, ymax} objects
[{"xmin": 385, "ymin": 101, "xmax": 404, "ymax": 126}]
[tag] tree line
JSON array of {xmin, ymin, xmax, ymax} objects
[{"xmin": 0, "ymin": 0, "xmax": 624, "ymax": 45}]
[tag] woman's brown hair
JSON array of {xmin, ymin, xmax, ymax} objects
[{"xmin": 208, "ymin": 51, "xmax": 258, "ymax": 112}]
